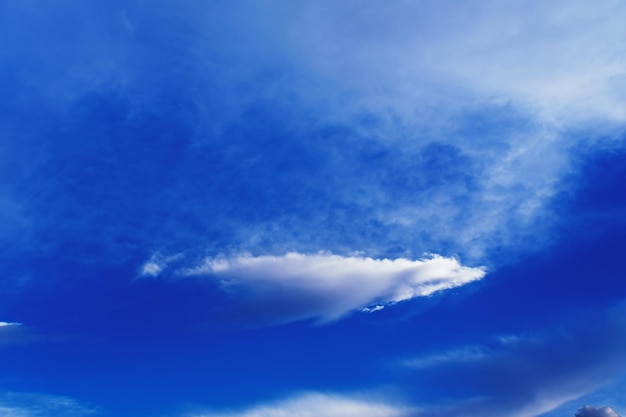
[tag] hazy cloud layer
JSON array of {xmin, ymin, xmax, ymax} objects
[
  {"xmin": 179, "ymin": 253, "xmax": 485, "ymax": 323},
  {"xmin": 241, "ymin": 0, "xmax": 626, "ymax": 125},
  {"xmin": 3, "ymin": 0, "xmax": 626, "ymax": 276}
]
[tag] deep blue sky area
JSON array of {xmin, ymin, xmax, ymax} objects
[{"xmin": 2, "ymin": 2, "xmax": 626, "ymax": 417}]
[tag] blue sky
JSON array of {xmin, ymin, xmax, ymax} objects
[{"xmin": 2, "ymin": 1, "xmax": 626, "ymax": 416}]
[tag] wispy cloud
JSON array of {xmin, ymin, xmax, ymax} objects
[
  {"xmin": 189, "ymin": 393, "xmax": 413, "ymax": 417},
  {"xmin": 180, "ymin": 252, "xmax": 485, "ymax": 324},
  {"xmin": 0, "ymin": 321, "xmax": 38, "ymax": 347},
  {"xmin": 400, "ymin": 310, "xmax": 626, "ymax": 417},
  {"xmin": 402, "ymin": 345, "xmax": 489, "ymax": 369},
  {"xmin": 139, "ymin": 252, "xmax": 184, "ymax": 277},
  {"xmin": 0, "ymin": 392, "xmax": 97, "ymax": 417}
]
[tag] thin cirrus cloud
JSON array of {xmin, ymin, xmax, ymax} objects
[
  {"xmin": 190, "ymin": 393, "xmax": 413, "ymax": 417},
  {"xmin": 173, "ymin": 252, "xmax": 486, "ymax": 324}
]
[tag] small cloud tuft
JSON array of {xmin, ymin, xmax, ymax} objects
[
  {"xmin": 575, "ymin": 405, "xmax": 621, "ymax": 417},
  {"xmin": 139, "ymin": 253, "xmax": 184, "ymax": 277}
]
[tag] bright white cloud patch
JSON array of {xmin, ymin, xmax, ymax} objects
[
  {"xmin": 0, "ymin": 322, "xmax": 21, "ymax": 327},
  {"xmin": 183, "ymin": 252, "xmax": 485, "ymax": 323},
  {"xmin": 192, "ymin": 393, "xmax": 412, "ymax": 417}
]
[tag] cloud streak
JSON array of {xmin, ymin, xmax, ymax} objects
[
  {"xmin": 181, "ymin": 253, "xmax": 485, "ymax": 324},
  {"xmin": 402, "ymin": 345, "xmax": 489, "ymax": 369}
]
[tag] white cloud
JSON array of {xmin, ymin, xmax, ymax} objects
[
  {"xmin": 0, "ymin": 322, "xmax": 21, "ymax": 327},
  {"xmin": 191, "ymin": 393, "xmax": 413, "ymax": 417},
  {"xmin": 362, "ymin": 305, "xmax": 385, "ymax": 313},
  {"xmin": 140, "ymin": 262, "xmax": 162, "ymax": 277},
  {"xmin": 182, "ymin": 252, "xmax": 485, "ymax": 324}
]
